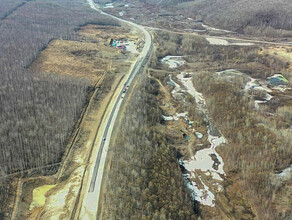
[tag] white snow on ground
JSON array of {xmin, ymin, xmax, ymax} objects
[
  {"xmin": 244, "ymin": 74, "xmax": 290, "ymax": 96},
  {"xmin": 201, "ymin": 23, "xmax": 233, "ymax": 33},
  {"xmin": 173, "ymin": 112, "xmax": 188, "ymax": 120},
  {"xmin": 206, "ymin": 37, "xmax": 229, "ymax": 45},
  {"xmin": 195, "ymin": 132, "xmax": 203, "ymax": 139},
  {"xmin": 244, "ymin": 77, "xmax": 274, "ymax": 109},
  {"xmin": 161, "ymin": 56, "xmax": 186, "ymax": 69},
  {"xmin": 208, "ymin": 133, "xmax": 226, "ymax": 175},
  {"xmin": 175, "ymin": 72, "xmax": 226, "ymax": 207},
  {"xmin": 177, "ymin": 72, "xmax": 206, "ymax": 109},
  {"xmin": 276, "ymin": 165, "xmax": 292, "ymax": 181},
  {"xmin": 206, "ymin": 37, "xmax": 254, "ymax": 46},
  {"xmin": 244, "ymin": 78, "xmax": 257, "ymax": 91},
  {"xmin": 182, "ymin": 172, "xmax": 216, "ymax": 207},
  {"xmin": 244, "ymin": 77, "xmax": 272, "ymax": 93},
  {"xmin": 233, "ymin": 42, "xmax": 255, "ymax": 46},
  {"xmin": 254, "ymin": 93, "xmax": 273, "ymax": 109},
  {"xmin": 181, "ymin": 124, "xmax": 226, "ymax": 206},
  {"xmin": 183, "ymin": 145, "xmax": 225, "ymax": 179},
  {"xmin": 273, "ymin": 85, "xmax": 289, "ymax": 92},
  {"xmin": 104, "ymin": 3, "xmax": 114, "ymax": 8},
  {"xmin": 169, "ymin": 75, "xmax": 181, "ymax": 89},
  {"xmin": 162, "ymin": 115, "xmax": 174, "ymax": 121},
  {"xmin": 163, "ymin": 110, "xmax": 193, "ymax": 123},
  {"xmin": 216, "ymin": 69, "xmax": 243, "ymax": 77},
  {"xmin": 254, "ymin": 100, "xmax": 266, "ymax": 110},
  {"xmin": 169, "ymin": 74, "xmax": 185, "ymax": 101}
]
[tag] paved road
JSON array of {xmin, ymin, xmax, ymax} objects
[{"xmin": 78, "ymin": 1, "xmax": 153, "ymax": 219}]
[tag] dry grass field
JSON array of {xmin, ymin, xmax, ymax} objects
[
  {"xmin": 7, "ymin": 24, "xmax": 142, "ymax": 219},
  {"xmin": 30, "ymin": 25, "xmax": 140, "ymax": 85}
]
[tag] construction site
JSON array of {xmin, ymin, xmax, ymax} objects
[{"xmin": 9, "ymin": 23, "xmax": 143, "ymax": 219}]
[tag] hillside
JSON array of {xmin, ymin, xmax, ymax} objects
[{"xmin": 144, "ymin": 0, "xmax": 292, "ymax": 34}]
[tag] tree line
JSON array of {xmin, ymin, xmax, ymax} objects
[
  {"xmin": 0, "ymin": 0, "xmax": 118, "ymax": 177},
  {"xmin": 151, "ymin": 29, "xmax": 292, "ymax": 219},
  {"xmin": 142, "ymin": 0, "xmax": 292, "ymax": 36},
  {"xmin": 101, "ymin": 76, "xmax": 198, "ymax": 220},
  {"xmin": 0, "ymin": 0, "xmax": 26, "ymax": 20}
]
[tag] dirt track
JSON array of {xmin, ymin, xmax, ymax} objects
[{"xmin": 10, "ymin": 23, "xmax": 139, "ymax": 219}]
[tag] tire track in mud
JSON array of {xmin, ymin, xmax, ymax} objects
[
  {"xmin": 71, "ymin": 75, "xmax": 125, "ymax": 219},
  {"xmin": 57, "ymin": 74, "xmax": 106, "ymax": 180},
  {"xmin": 10, "ymin": 74, "xmax": 106, "ymax": 220}
]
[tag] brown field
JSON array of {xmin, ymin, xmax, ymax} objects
[
  {"xmin": 11, "ymin": 24, "xmax": 141, "ymax": 219},
  {"xmin": 30, "ymin": 25, "xmax": 140, "ymax": 85},
  {"xmin": 261, "ymin": 46, "xmax": 292, "ymax": 69},
  {"xmin": 148, "ymin": 30, "xmax": 292, "ymax": 219}
]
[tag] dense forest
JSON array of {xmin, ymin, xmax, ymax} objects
[
  {"xmin": 0, "ymin": 0, "xmax": 24, "ymax": 19},
  {"xmin": 0, "ymin": 0, "xmax": 118, "ymax": 177},
  {"xmin": 101, "ymin": 76, "xmax": 198, "ymax": 220},
  {"xmin": 143, "ymin": 0, "xmax": 292, "ymax": 34}
]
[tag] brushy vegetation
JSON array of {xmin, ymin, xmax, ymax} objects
[
  {"xmin": 0, "ymin": 0, "xmax": 118, "ymax": 177},
  {"xmin": 152, "ymin": 30, "xmax": 292, "ymax": 219},
  {"xmin": 142, "ymin": 0, "xmax": 292, "ymax": 36},
  {"xmin": 101, "ymin": 76, "xmax": 198, "ymax": 220},
  {"xmin": 193, "ymin": 73, "xmax": 292, "ymax": 220}
]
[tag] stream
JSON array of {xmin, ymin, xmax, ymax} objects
[{"xmin": 171, "ymin": 72, "xmax": 227, "ymax": 207}]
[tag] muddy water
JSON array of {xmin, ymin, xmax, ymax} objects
[{"xmin": 30, "ymin": 184, "xmax": 56, "ymax": 210}]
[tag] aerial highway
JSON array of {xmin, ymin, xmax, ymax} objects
[{"xmin": 77, "ymin": 1, "xmax": 153, "ymax": 219}]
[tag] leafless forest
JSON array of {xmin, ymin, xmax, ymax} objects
[
  {"xmin": 143, "ymin": 0, "xmax": 292, "ymax": 35},
  {"xmin": 101, "ymin": 76, "xmax": 198, "ymax": 220},
  {"xmin": 0, "ymin": 0, "xmax": 24, "ymax": 19},
  {"xmin": 151, "ymin": 30, "xmax": 292, "ymax": 219},
  {"xmin": 0, "ymin": 0, "xmax": 118, "ymax": 177}
]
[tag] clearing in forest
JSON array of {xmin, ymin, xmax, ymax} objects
[{"xmin": 30, "ymin": 25, "xmax": 140, "ymax": 85}]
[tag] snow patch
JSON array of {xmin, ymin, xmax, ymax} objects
[
  {"xmin": 195, "ymin": 132, "xmax": 203, "ymax": 139},
  {"xmin": 104, "ymin": 3, "xmax": 114, "ymax": 8},
  {"xmin": 276, "ymin": 165, "xmax": 292, "ymax": 181},
  {"xmin": 162, "ymin": 115, "xmax": 174, "ymax": 121},
  {"xmin": 244, "ymin": 77, "xmax": 274, "ymax": 109},
  {"xmin": 206, "ymin": 37, "xmax": 254, "ymax": 46},
  {"xmin": 273, "ymin": 85, "xmax": 289, "ymax": 92},
  {"xmin": 161, "ymin": 56, "xmax": 186, "ymax": 69},
  {"xmin": 201, "ymin": 23, "xmax": 233, "ymax": 33},
  {"xmin": 182, "ymin": 169, "xmax": 216, "ymax": 207},
  {"xmin": 174, "ymin": 112, "xmax": 188, "ymax": 120},
  {"xmin": 206, "ymin": 37, "xmax": 229, "ymax": 45},
  {"xmin": 177, "ymin": 72, "xmax": 206, "ymax": 110},
  {"xmin": 233, "ymin": 42, "xmax": 254, "ymax": 46},
  {"xmin": 176, "ymin": 72, "xmax": 227, "ymax": 207}
]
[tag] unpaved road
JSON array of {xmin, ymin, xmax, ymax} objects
[
  {"xmin": 77, "ymin": 1, "xmax": 153, "ymax": 219},
  {"xmin": 145, "ymin": 26, "xmax": 292, "ymax": 46}
]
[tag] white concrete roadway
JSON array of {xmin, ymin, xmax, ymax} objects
[{"xmin": 78, "ymin": 1, "xmax": 152, "ymax": 219}]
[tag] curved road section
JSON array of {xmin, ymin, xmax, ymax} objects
[{"xmin": 79, "ymin": 1, "xmax": 153, "ymax": 219}]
